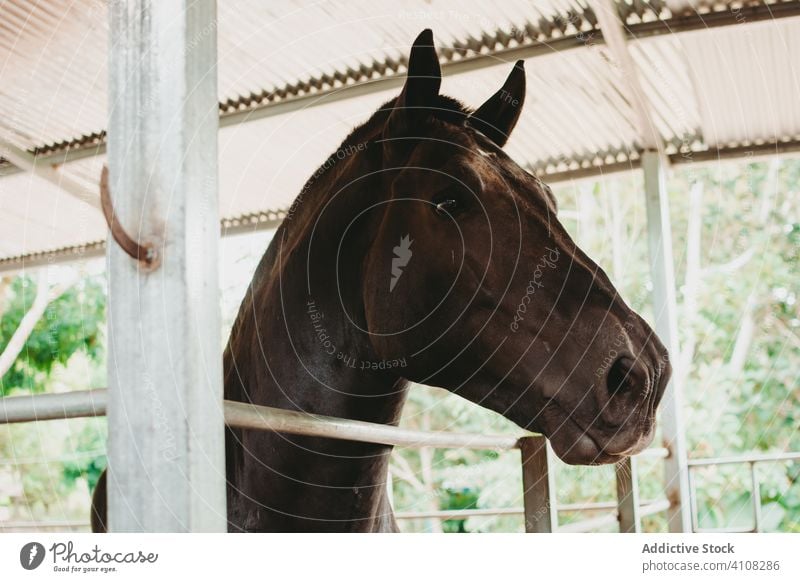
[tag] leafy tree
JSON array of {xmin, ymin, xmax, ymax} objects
[
  {"xmin": 1, "ymin": 274, "xmax": 105, "ymax": 395},
  {"xmin": 61, "ymin": 419, "xmax": 107, "ymax": 494}
]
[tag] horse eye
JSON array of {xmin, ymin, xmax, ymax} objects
[{"xmin": 434, "ymin": 198, "xmax": 458, "ymax": 216}]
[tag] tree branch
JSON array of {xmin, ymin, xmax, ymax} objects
[
  {"xmin": 0, "ymin": 272, "xmax": 77, "ymax": 379},
  {"xmin": 390, "ymin": 453, "xmax": 425, "ymax": 492}
]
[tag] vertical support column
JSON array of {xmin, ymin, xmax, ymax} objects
[
  {"xmin": 106, "ymin": 0, "xmax": 226, "ymax": 531},
  {"xmin": 749, "ymin": 462, "xmax": 762, "ymax": 532},
  {"xmin": 688, "ymin": 468, "xmax": 699, "ymax": 532},
  {"xmin": 615, "ymin": 457, "xmax": 641, "ymax": 532},
  {"xmin": 520, "ymin": 436, "xmax": 558, "ymax": 533},
  {"xmin": 642, "ymin": 150, "xmax": 691, "ymax": 532}
]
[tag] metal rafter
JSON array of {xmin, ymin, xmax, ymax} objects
[
  {"xmin": 0, "ymin": 139, "xmax": 99, "ymax": 209},
  {"xmin": 588, "ymin": 0, "xmax": 662, "ymax": 152}
]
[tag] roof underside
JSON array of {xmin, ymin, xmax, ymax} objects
[{"xmin": 1, "ymin": 0, "xmax": 799, "ymax": 269}]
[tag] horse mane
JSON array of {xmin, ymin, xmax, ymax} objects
[{"xmin": 342, "ymin": 94, "xmax": 472, "ymax": 145}]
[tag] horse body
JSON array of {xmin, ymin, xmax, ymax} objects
[{"xmin": 93, "ymin": 29, "xmax": 671, "ymax": 532}]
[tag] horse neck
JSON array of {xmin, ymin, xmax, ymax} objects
[
  {"xmin": 229, "ymin": 139, "xmax": 406, "ymax": 408},
  {"xmin": 226, "ymin": 221, "xmax": 406, "ymax": 530},
  {"xmin": 258, "ymin": 160, "xmax": 409, "ymax": 423}
]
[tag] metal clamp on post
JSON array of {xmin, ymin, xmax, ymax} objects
[{"xmin": 99, "ymin": 166, "xmax": 158, "ymax": 268}]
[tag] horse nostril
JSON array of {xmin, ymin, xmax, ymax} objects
[{"xmin": 607, "ymin": 356, "xmax": 637, "ymax": 396}]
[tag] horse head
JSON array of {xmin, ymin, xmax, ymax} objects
[{"xmin": 355, "ymin": 30, "xmax": 670, "ymax": 465}]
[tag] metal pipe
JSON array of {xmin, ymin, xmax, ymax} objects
[
  {"xmin": 395, "ymin": 498, "xmax": 668, "ymax": 520},
  {"xmin": 1, "ymin": 499, "xmax": 674, "ymax": 532},
  {"xmin": 687, "ymin": 451, "xmax": 800, "ymax": 466},
  {"xmin": 0, "ymin": 389, "xmax": 107, "ymax": 424},
  {"xmin": 0, "ymin": 521, "xmax": 90, "ymax": 532},
  {"xmin": 0, "ymin": 389, "xmax": 523, "ymax": 450},
  {"xmin": 558, "ymin": 513, "xmax": 618, "ymax": 533},
  {"xmin": 7, "ymin": 391, "xmax": 794, "ymax": 466},
  {"xmin": 520, "ymin": 435, "xmax": 558, "ymax": 532},
  {"xmin": 558, "ymin": 499, "xmax": 670, "ymax": 533},
  {"xmin": 396, "ymin": 507, "xmax": 523, "ymax": 520},
  {"xmin": 643, "ymin": 150, "xmax": 692, "ymax": 532},
  {"xmin": 694, "ymin": 526, "xmax": 757, "ymax": 533},
  {"xmin": 4, "ymin": 140, "xmax": 800, "ymax": 276},
  {"xmin": 638, "ymin": 447, "xmax": 669, "ymax": 459},
  {"xmin": 615, "ymin": 456, "xmax": 641, "ymax": 533},
  {"xmin": 224, "ymin": 400, "xmax": 522, "ymax": 450},
  {"xmin": 750, "ymin": 462, "xmax": 762, "ymax": 533},
  {"xmin": 688, "ymin": 468, "xmax": 700, "ymax": 533}
]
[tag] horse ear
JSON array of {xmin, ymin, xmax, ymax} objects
[
  {"xmin": 468, "ymin": 60, "xmax": 526, "ymax": 147},
  {"xmin": 383, "ymin": 29, "xmax": 441, "ymax": 141}
]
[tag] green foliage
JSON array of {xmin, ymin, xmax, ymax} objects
[
  {"xmin": 1, "ymin": 415, "xmax": 107, "ymax": 522},
  {"xmin": 1, "ymin": 275, "xmax": 105, "ymax": 395},
  {"xmin": 440, "ymin": 489, "xmax": 479, "ymax": 533},
  {"xmin": 61, "ymin": 418, "xmax": 107, "ymax": 494}
]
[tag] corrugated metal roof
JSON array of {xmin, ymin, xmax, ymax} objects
[
  {"xmin": 1, "ymin": 0, "xmax": 799, "ymax": 267},
  {"xmin": 680, "ymin": 17, "xmax": 800, "ymax": 147}
]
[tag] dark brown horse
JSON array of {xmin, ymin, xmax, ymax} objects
[{"xmin": 93, "ymin": 29, "xmax": 670, "ymax": 532}]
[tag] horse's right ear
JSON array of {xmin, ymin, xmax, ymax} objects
[{"xmin": 383, "ymin": 29, "xmax": 441, "ymax": 148}]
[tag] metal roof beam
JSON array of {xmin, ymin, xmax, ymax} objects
[
  {"xmin": 3, "ymin": 137, "xmax": 799, "ymax": 274},
  {"xmin": 589, "ymin": 0, "xmax": 661, "ymax": 152},
  {"xmin": 0, "ymin": 139, "xmax": 100, "ymax": 210},
  {"xmin": 540, "ymin": 138, "xmax": 800, "ymax": 184}
]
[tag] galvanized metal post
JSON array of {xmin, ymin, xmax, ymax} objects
[
  {"xmin": 642, "ymin": 150, "xmax": 691, "ymax": 532},
  {"xmin": 688, "ymin": 468, "xmax": 699, "ymax": 532},
  {"xmin": 520, "ymin": 436, "xmax": 557, "ymax": 532},
  {"xmin": 615, "ymin": 457, "xmax": 641, "ymax": 532},
  {"xmin": 749, "ymin": 462, "xmax": 762, "ymax": 532},
  {"xmin": 106, "ymin": 0, "xmax": 226, "ymax": 531}
]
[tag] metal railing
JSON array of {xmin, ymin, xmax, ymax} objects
[
  {"xmin": 0, "ymin": 521, "xmax": 90, "ymax": 533},
  {"xmin": 688, "ymin": 451, "xmax": 800, "ymax": 533},
  {"xmin": 1, "ymin": 389, "xmax": 671, "ymax": 533}
]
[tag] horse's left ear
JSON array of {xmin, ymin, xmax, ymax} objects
[
  {"xmin": 468, "ymin": 60, "xmax": 526, "ymax": 147},
  {"xmin": 383, "ymin": 29, "xmax": 442, "ymax": 142}
]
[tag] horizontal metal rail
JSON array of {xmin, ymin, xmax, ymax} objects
[
  {"xmin": 687, "ymin": 450, "xmax": 800, "ymax": 533},
  {"xmin": 7, "ymin": 499, "xmax": 672, "ymax": 533},
  {"xmin": 687, "ymin": 451, "xmax": 800, "ymax": 467},
  {"xmin": 396, "ymin": 507, "xmax": 523, "ymax": 520},
  {"xmin": 0, "ymin": 389, "xmax": 520, "ymax": 450},
  {"xmin": 0, "ymin": 521, "xmax": 90, "ymax": 532},
  {"xmin": 395, "ymin": 498, "xmax": 665, "ymax": 520},
  {"xmin": 0, "ymin": 389, "xmax": 107, "ymax": 423},
  {"xmin": 225, "ymin": 399, "xmax": 520, "ymax": 450},
  {"xmin": 0, "ymin": 389, "xmax": 669, "ymax": 458},
  {"xmin": 694, "ymin": 526, "xmax": 757, "ymax": 534},
  {"xmin": 558, "ymin": 499, "xmax": 671, "ymax": 533},
  {"xmin": 638, "ymin": 447, "xmax": 669, "ymax": 459},
  {"xmin": 0, "ymin": 389, "xmax": 675, "ymax": 534}
]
